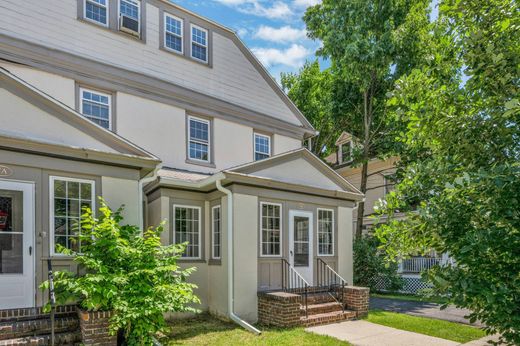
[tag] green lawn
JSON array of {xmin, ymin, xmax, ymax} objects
[
  {"xmin": 366, "ymin": 310, "xmax": 486, "ymax": 343},
  {"xmin": 162, "ymin": 314, "xmax": 350, "ymax": 345},
  {"xmin": 372, "ymin": 292, "xmax": 448, "ymax": 304}
]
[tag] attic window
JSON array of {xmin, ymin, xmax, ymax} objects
[
  {"xmin": 79, "ymin": 88, "xmax": 112, "ymax": 130},
  {"xmin": 191, "ymin": 24, "xmax": 208, "ymax": 63},
  {"xmin": 340, "ymin": 141, "xmax": 352, "ymax": 163},
  {"xmin": 165, "ymin": 13, "xmax": 183, "ymax": 54}
]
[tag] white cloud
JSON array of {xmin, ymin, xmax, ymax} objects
[
  {"xmin": 213, "ymin": 0, "xmax": 293, "ymax": 19},
  {"xmin": 236, "ymin": 27, "xmax": 249, "ymax": 38},
  {"xmin": 292, "ymin": 0, "xmax": 321, "ymax": 9},
  {"xmin": 254, "ymin": 25, "xmax": 307, "ymax": 43},
  {"xmin": 252, "ymin": 44, "xmax": 311, "ymax": 67}
]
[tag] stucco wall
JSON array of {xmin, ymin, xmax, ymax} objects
[
  {"xmin": 337, "ymin": 206, "xmax": 354, "ymax": 284},
  {"xmin": 101, "ymin": 177, "xmax": 139, "ymax": 226}
]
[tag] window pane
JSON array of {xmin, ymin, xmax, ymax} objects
[
  {"xmin": 318, "ymin": 210, "xmax": 334, "ymax": 255},
  {"xmin": 254, "ymin": 134, "xmax": 270, "ymax": 161},
  {"xmin": 189, "ymin": 119, "xmax": 209, "ymax": 142},
  {"xmin": 212, "ymin": 207, "xmax": 221, "ymax": 259},
  {"xmin": 174, "ymin": 207, "xmax": 201, "ymax": 258},
  {"xmin": 85, "ymin": 0, "xmax": 107, "ymax": 25},
  {"xmin": 166, "ymin": 33, "xmax": 183, "ymax": 52},
  {"xmin": 192, "ymin": 44, "xmax": 207, "ymax": 62},
  {"xmin": 189, "ymin": 142, "xmax": 209, "ymax": 161},
  {"xmin": 81, "ymin": 90, "xmax": 111, "ymax": 129},
  {"xmin": 120, "ymin": 0, "xmax": 139, "ymax": 19},
  {"xmin": 261, "ymin": 204, "xmax": 281, "ymax": 256},
  {"xmin": 166, "ymin": 16, "xmax": 182, "ymax": 36}
]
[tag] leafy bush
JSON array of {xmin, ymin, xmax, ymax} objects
[
  {"xmin": 353, "ymin": 235, "xmax": 403, "ymax": 292},
  {"xmin": 42, "ymin": 199, "xmax": 200, "ymax": 345}
]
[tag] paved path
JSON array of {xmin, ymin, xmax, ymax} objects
[
  {"xmin": 307, "ymin": 320, "xmax": 498, "ymax": 346},
  {"xmin": 307, "ymin": 320, "xmax": 459, "ymax": 346},
  {"xmin": 370, "ymin": 297, "xmax": 482, "ymax": 326}
]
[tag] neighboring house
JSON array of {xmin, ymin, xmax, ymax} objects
[
  {"xmin": 0, "ymin": 0, "xmax": 364, "ymax": 332},
  {"xmin": 327, "ymin": 132, "xmax": 448, "ymax": 293}
]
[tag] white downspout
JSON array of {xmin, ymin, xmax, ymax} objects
[
  {"xmin": 138, "ymin": 166, "xmax": 160, "ymax": 230},
  {"xmin": 216, "ymin": 179, "xmax": 262, "ymax": 335}
]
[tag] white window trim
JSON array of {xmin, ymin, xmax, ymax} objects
[
  {"xmin": 211, "ymin": 205, "xmax": 221, "ymax": 260},
  {"xmin": 49, "ymin": 176, "xmax": 96, "ymax": 257},
  {"xmin": 164, "ymin": 13, "xmax": 184, "ymax": 54},
  {"xmin": 317, "ymin": 208, "xmax": 335, "ymax": 256},
  {"xmin": 118, "ymin": 0, "xmax": 141, "ymax": 33},
  {"xmin": 84, "ymin": 0, "xmax": 109, "ymax": 27},
  {"xmin": 254, "ymin": 133, "xmax": 271, "ymax": 161},
  {"xmin": 259, "ymin": 202, "xmax": 283, "ymax": 258},
  {"xmin": 339, "ymin": 140, "xmax": 353, "ymax": 164},
  {"xmin": 173, "ymin": 204, "xmax": 202, "ymax": 260},
  {"xmin": 190, "ymin": 24, "xmax": 209, "ymax": 63},
  {"xmin": 79, "ymin": 87, "xmax": 112, "ymax": 130},
  {"xmin": 188, "ymin": 115, "xmax": 211, "ymax": 163}
]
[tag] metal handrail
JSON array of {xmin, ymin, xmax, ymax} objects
[
  {"xmin": 316, "ymin": 258, "xmax": 347, "ymax": 311},
  {"xmin": 47, "ymin": 259, "xmax": 56, "ymax": 346},
  {"xmin": 281, "ymin": 259, "xmax": 309, "ymax": 318}
]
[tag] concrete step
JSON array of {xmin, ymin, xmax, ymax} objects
[
  {"xmin": 301, "ymin": 302, "xmax": 344, "ymax": 316},
  {"xmin": 0, "ymin": 306, "xmax": 77, "ymax": 323},
  {"xmin": 0, "ymin": 331, "xmax": 81, "ymax": 346},
  {"xmin": 0, "ymin": 316, "xmax": 79, "ymax": 341},
  {"xmin": 301, "ymin": 310, "xmax": 357, "ymax": 327}
]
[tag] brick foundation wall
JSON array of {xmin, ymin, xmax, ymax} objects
[
  {"xmin": 258, "ymin": 292, "xmax": 301, "ymax": 327},
  {"xmin": 78, "ymin": 310, "xmax": 117, "ymax": 346},
  {"xmin": 343, "ymin": 286, "xmax": 370, "ymax": 318}
]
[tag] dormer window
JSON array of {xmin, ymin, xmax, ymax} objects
[
  {"xmin": 165, "ymin": 14, "xmax": 183, "ymax": 54},
  {"xmin": 191, "ymin": 24, "xmax": 208, "ymax": 63},
  {"xmin": 340, "ymin": 141, "xmax": 352, "ymax": 163},
  {"xmin": 119, "ymin": 0, "xmax": 140, "ymax": 36},
  {"xmin": 84, "ymin": 0, "xmax": 108, "ymax": 27}
]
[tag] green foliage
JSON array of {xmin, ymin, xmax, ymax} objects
[
  {"xmin": 41, "ymin": 199, "xmax": 200, "ymax": 345},
  {"xmin": 281, "ymin": 60, "xmax": 337, "ymax": 157},
  {"xmin": 376, "ymin": 0, "xmax": 520, "ymax": 343},
  {"xmin": 353, "ymin": 236, "xmax": 403, "ymax": 292}
]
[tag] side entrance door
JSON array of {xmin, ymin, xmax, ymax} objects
[
  {"xmin": 0, "ymin": 180, "xmax": 35, "ymax": 309},
  {"xmin": 289, "ymin": 210, "xmax": 313, "ymax": 285}
]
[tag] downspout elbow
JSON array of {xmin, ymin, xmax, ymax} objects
[{"xmin": 215, "ymin": 178, "xmax": 261, "ymax": 335}]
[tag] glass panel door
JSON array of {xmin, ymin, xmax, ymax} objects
[
  {"xmin": 293, "ymin": 216, "xmax": 309, "ymax": 267},
  {"xmin": 0, "ymin": 191, "xmax": 23, "ymax": 274}
]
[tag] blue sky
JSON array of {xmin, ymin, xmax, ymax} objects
[{"xmin": 171, "ymin": 0, "xmax": 322, "ymax": 81}]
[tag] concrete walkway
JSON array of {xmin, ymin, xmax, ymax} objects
[
  {"xmin": 307, "ymin": 320, "xmax": 497, "ymax": 346},
  {"xmin": 370, "ymin": 297, "xmax": 482, "ymax": 326},
  {"xmin": 307, "ymin": 320, "xmax": 459, "ymax": 346}
]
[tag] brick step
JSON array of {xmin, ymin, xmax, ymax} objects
[
  {"xmin": 301, "ymin": 302, "xmax": 343, "ymax": 316},
  {"xmin": 0, "ymin": 306, "xmax": 77, "ymax": 323},
  {"xmin": 305, "ymin": 293, "xmax": 337, "ymax": 305},
  {"xmin": 0, "ymin": 331, "xmax": 81, "ymax": 346},
  {"xmin": 0, "ymin": 316, "xmax": 79, "ymax": 341},
  {"xmin": 300, "ymin": 310, "xmax": 357, "ymax": 327}
]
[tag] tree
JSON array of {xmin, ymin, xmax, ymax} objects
[
  {"xmin": 304, "ymin": 0, "xmax": 431, "ymax": 238},
  {"xmin": 42, "ymin": 200, "xmax": 200, "ymax": 345},
  {"xmin": 281, "ymin": 60, "xmax": 337, "ymax": 157},
  {"xmin": 376, "ymin": 0, "xmax": 520, "ymax": 343}
]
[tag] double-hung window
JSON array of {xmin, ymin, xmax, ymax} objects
[
  {"xmin": 188, "ymin": 116, "xmax": 210, "ymax": 162},
  {"xmin": 254, "ymin": 133, "xmax": 271, "ymax": 161},
  {"xmin": 317, "ymin": 209, "xmax": 334, "ymax": 256},
  {"xmin": 191, "ymin": 24, "xmax": 208, "ymax": 63},
  {"xmin": 164, "ymin": 14, "xmax": 183, "ymax": 54},
  {"xmin": 84, "ymin": 0, "xmax": 109, "ymax": 26},
  {"xmin": 260, "ymin": 203, "xmax": 282, "ymax": 256},
  {"xmin": 80, "ymin": 88, "xmax": 112, "ymax": 130},
  {"xmin": 212, "ymin": 206, "xmax": 221, "ymax": 260},
  {"xmin": 174, "ymin": 205, "xmax": 201, "ymax": 259},
  {"xmin": 340, "ymin": 141, "xmax": 352, "ymax": 163},
  {"xmin": 50, "ymin": 177, "xmax": 95, "ymax": 255},
  {"xmin": 119, "ymin": 0, "xmax": 140, "ymax": 34}
]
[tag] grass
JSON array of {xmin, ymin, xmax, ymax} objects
[
  {"xmin": 366, "ymin": 310, "xmax": 486, "ymax": 343},
  {"xmin": 372, "ymin": 292, "xmax": 448, "ymax": 304},
  {"xmin": 161, "ymin": 313, "xmax": 350, "ymax": 345}
]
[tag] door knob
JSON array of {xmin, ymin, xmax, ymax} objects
[
  {"xmin": 290, "ymin": 250, "xmax": 293, "ymax": 256},
  {"xmin": 29, "ymin": 246, "xmax": 32, "ymax": 256}
]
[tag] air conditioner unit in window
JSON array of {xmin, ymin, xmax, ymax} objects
[{"xmin": 120, "ymin": 15, "xmax": 140, "ymax": 37}]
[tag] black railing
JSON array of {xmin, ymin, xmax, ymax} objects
[
  {"xmin": 316, "ymin": 258, "xmax": 347, "ymax": 312},
  {"xmin": 47, "ymin": 259, "xmax": 56, "ymax": 346},
  {"xmin": 281, "ymin": 259, "xmax": 309, "ymax": 317}
]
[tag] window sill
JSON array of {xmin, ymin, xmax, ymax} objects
[
  {"xmin": 208, "ymin": 259, "xmax": 221, "ymax": 266},
  {"xmin": 185, "ymin": 159, "xmax": 216, "ymax": 168}
]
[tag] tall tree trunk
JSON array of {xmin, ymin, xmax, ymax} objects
[{"xmin": 355, "ymin": 87, "xmax": 373, "ymax": 239}]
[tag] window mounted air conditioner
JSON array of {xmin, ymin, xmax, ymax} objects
[{"xmin": 120, "ymin": 15, "xmax": 140, "ymax": 37}]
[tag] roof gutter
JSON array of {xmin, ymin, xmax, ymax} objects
[{"xmin": 215, "ymin": 178, "xmax": 262, "ymax": 335}]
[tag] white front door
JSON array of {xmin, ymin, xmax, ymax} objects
[
  {"xmin": 0, "ymin": 180, "xmax": 35, "ymax": 309},
  {"xmin": 289, "ymin": 210, "xmax": 313, "ymax": 285}
]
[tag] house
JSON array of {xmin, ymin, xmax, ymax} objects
[
  {"xmin": 327, "ymin": 132, "xmax": 450, "ymax": 293},
  {"xmin": 0, "ymin": 1, "xmax": 368, "ymax": 340}
]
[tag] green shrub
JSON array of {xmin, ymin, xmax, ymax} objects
[
  {"xmin": 353, "ymin": 236, "xmax": 403, "ymax": 292},
  {"xmin": 41, "ymin": 199, "xmax": 200, "ymax": 345}
]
